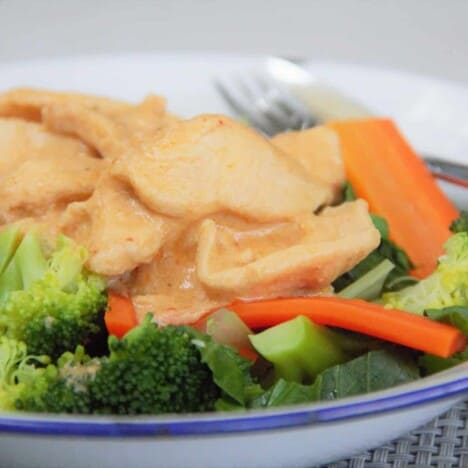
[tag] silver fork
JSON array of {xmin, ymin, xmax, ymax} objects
[{"xmin": 215, "ymin": 72, "xmax": 468, "ymax": 188}]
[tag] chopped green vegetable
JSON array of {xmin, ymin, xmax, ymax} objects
[
  {"xmin": 337, "ymin": 259, "xmax": 395, "ymax": 300},
  {"xmin": 418, "ymin": 306, "xmax": 468, "ymax": 375},
  {"xmin": 0, "ymin": 336, "xmax": 51, "ymax": 411},
  {"xmin": 191, "ymin": 328, "xmax": 262, "ymax": 409},
  {"xmin": 14, "ymin": 231, "xmax": 48, "ymax": 289},
  {"xmin": 12, "ymin": 316, "xmax": 221, "ymax": 415},
  {"xmin": 381, "ymin": 232, "xmax": 468, "ymax": 314},
  {"xmin": 0, "ymin": 230, "xmax": 108, "ymax": 359},
  {"xmin": 425, "ymin": 306, "xmax": 468, "ymax": 336},
  {"xmin": 419, "ymin": 349, "xmax": 468, "ymax": 375},
  {"xmin": 252, "ymin": 349, "xmax": 419, "ymax": 408},
  {"xmin": 450, "ymin": 210, "xmax": 468, "ymax": 233},
  {"xmin": 0, "ymin": 226, "xmax": 21, "ymax": 276},
  {"xmin": 249, "ymin": 316, "xmax": 346, "ymax": 384},
  {"xmin": 334, "ymin": 183, "xmax": 413, "ymax": 293}
]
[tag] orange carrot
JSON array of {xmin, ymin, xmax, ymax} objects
[
  {"xmin": 328, "ymin": 118, "xmax": 459, "ymax": 278},
  {"xmin": 105, "ymin": 292, "xmax": 138, "ymax": 338},
  {"xmin": 229, "ymin": 297, "xmax": 466, "ymax": 358}
]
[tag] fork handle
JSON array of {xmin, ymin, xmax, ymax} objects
[{"xmin": 424, "ymin": 156, "xmax": 468, "ymax": 188}]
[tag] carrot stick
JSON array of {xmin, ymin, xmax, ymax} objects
[
  {"xmin": 229, "ymin": 297, "xmax": 466, "ymax": 358},
  {"xmin": 328, "ymin": 118, "xmax": 459, "ymax": 278},
  {"xmin": 105, "ymin": 292, "xmax": 138, "ymax": 338}
]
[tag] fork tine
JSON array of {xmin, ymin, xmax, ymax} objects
[
  {"xmin": 214, "ymin": 70, "xmax": 317, "ymax": 137},
  {"xmin": 249, "ymin": 76, "xmax": 309, "ymax": 133},
  {"xmin": 248, "ymin": 74, "xmax": 304, "ymax": 132},
  {"xmin": 237, "ymin": 76, "xmax": 294, "ymax": 135},
  {"xmin": 214, "ymin": 79, "xmax": 276, "ymax": 136},
  {"xmin": 254, "ymin": 76, "xmax": 317, "ymax": 129}
]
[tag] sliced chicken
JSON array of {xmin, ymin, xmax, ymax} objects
[
  {"xmin": 60, "ymin": 176, "xmax": 174, "ymax": 276},
  {"xmin": 196, "ymin": 200, "xmax": 379, "ymax": 296},
  {"xmin": 0, "ymin": 87, "xmax": 381, "ymax": 327},
  {"xmin": 0, "ymin": 118, "xmax": 103, "ymax": 223},
  {"xmin": 130, "ymin": 200, "xmax": 380, "ymax": 325},
  {"xmin": 0, "ymin": 88, "xmax": 177, "ymax": 160},
  {"xmin": 0, "ymin": 88, "xmax": 131, "ymax": 122},
  {"xmin": 271, "ymin": 126, "xmax": 346, "ymax": 198},
  {"xmin": 112, "ymin": 114, "xmax": 335, "ymax": 221}
]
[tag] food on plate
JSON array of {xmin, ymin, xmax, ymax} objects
[
  {"xmin": 329, "ymin": 118, "xmax": 459, "ymax": 278},
  {"xmin": 0, "ymin": 87, "xmax": 465, "ymax": 415}
]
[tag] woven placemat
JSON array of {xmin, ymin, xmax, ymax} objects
[{"xmin": 319, "ymin": 399, "xmax": 468, "ymax": 468}]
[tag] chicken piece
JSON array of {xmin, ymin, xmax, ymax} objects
[
  {"xmin": 112, "ymin": 114, "xmax": 335, "ymax": 221},
  {"xmin": 196, "ymin": 200, "xmax": 380, "ymax": 296},
  {"xmin": 0, "ymin": 88, "xmax": 379, "ymax": 327},
  {"xmin": 130, "ymin": 200, "xmax": 380, "ymax": 325},
  {"xmin": 271, "ymin": 126, "xmax": 346, "ymax": 198},
  {"xmin": 0, "ymin": 88, "xmax": 131, "ymax": 122},
  {"xmin": 0, "ymin": 118, "xmax": 103, "ymax": 223},
  {"xmin": 0, "ymin": 88, "xmax": 177, "ymax": 159},
  {"xmin": 43, "ymin": 94, "xmax": 177, "ymax": 160},
  {"xmin": 130, "ymin": 225, "xmax": 224, "ymax": 325},
  {"xmin": 60, "ymin": 176, "xmax": 174, "ymax": 276}
]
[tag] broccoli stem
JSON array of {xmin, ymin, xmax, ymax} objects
[
  {"xmin": 49, "ymin": 235, "xmax": 87, "ymax": 290},
  {"xmin": 0, "ymin": 257, "xmax": 23, "ymax": 298},
  {"xmin": 0, "ymin": 226, "xmax": 21, "ymax": 276},
  {"xmin": 14, "ymin": 232, "xmax": 48, "ymax": 289},
  {"xmin": 249, "ymin": 316, "xmax": 346, "ymax": 384}
]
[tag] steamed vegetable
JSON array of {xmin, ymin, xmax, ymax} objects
[
  {"xmin": 194, "ymin": 309, "xmax": 258, "ymax": 361},
  {"xmin": 252, "ymin": 349, "xmax": 419, "ymax": 408},
  {"xmin": 418, "ymin": 305, "xmax": 468, "ymax": 375},
  {"xmin": 249, "ymin": 316, "xmax": 346, "ymax": 383},
  {"xmin": 337, "ymin": 258, "xmax": 395, "ymax": 300},
  {"xmin": 333, "ymin": 184, "xmax": 414, "ymax": 294},
  {"xmin": 328, "ymin": 118, "xmax": 459, "ymax": 278},
  {"xmin": 425, "ymin": 306, "xmax": 468, "ymax": 336},
  {"xmin": 105, "ymin": 293, "xmax": 138, "ymax": 339},
  {"xmin": 0, "ymin": 336, "xmax": 51, "ymax": 411},
  {"xmin": 450, "ymin": 211, "xmax": 468, "ymax": 234},
  {"xmin": 229, "ymin": 297, "xmax": 466, "ymax": 357},
  {"xmin": 0, "ymin": 229, "xmax": 108, "ymax": 359},
  {"xmin": 10, "ymin": 315, "xmax": 221, "ymax": 414},
  {"xmin": 381, "ymin": 232, "xmax": 468, "ymax": 314}
]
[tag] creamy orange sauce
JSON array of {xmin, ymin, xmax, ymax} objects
[{"xmin": 0, "ymin": 88, "xmax": 380, "ymax": 325}]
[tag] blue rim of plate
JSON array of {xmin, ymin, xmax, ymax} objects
[{"xmin": 0, "ymin": 373, "xmax": 466, "ymax": 437}]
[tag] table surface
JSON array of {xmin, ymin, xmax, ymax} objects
[{"xmin": 0, "ymin": 1, "xmax": 466, "ymax": 466}]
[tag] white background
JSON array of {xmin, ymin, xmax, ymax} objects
[{"xmin": 0, "ymin": 0, "xmax": 467, "ymax": 84}]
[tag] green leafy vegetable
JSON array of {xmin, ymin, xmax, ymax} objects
[
  {"xmin": 191, "ymin": 329, "xmax": 262, "ymax": 409},
  {"xmin": 381, "ymin": 232, "xmax": 468, "ymax": 314},
  {"xmin": 450, "ymin": 210, "xmax": 468, "ymax": 233},
  {"xmin": 334, "ymin": 183, "xmax": 413, "ymax": 293},
  {"xmin": 419, "ymin": 349, "xmax": 468, "ymax": 375},
  {"xmin": 418, "ymin": 305, "xmax": 468, "ymax": 375},
  {"xmin": 425, "ymin": 306, "xmax": 468, "ymax": 336},
  {"xmin": 252, "ymin": 349, "xmax": 419, "ymax": 408}
]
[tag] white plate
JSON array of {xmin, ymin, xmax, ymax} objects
[{"xmin": 0, "ymin": 53, "xmax": 466, "ymax": 468}]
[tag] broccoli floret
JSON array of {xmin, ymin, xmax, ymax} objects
[
  {"xmin": 15, "ymin": 316, "xmax": 220, "ymax": 415},
  {"xmin": 381, "ymin": 232, "xmax": 468, "ymax": 313},
  {"xmin": 88, "ymin": 316, "xmax": 220, "ymax": 414},
  {"xmin": 0, "ymin": 336, "xmax": 52, "ymax": 411},
  {"xmin": 0, "ymin": 229, "xmax": 108, "ymax": 359},
  {"xmin": 15, "ymin": 345, "xmax": 98, "ymax": 414}
]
